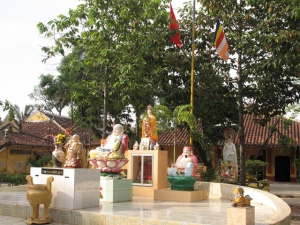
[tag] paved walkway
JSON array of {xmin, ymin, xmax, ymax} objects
[
  {"xmin": 270, "ymin": 181, "xmax": 300, "ymax": 197},
  {"xmin": 0, "ymin": 182, "xmax": 299, "ymax": 225},
  {"xmin": 269, "ymin": 182, "xmax": 300, "ymax": 225}
]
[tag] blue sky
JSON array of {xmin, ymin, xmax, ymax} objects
[{"xmin": 0, "ymin": 0, "xmax": 193, "ymax": 119}]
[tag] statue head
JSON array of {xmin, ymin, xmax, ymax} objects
[
  {"xmin": 112, "ymin": 124, "xmax": 124, "ymax": 136},
  {"xmin": 227, "ymin": 135, "xmax": 232, "ymax": 143},
  {"xmin": 72, "ymin": 134, "xmax": 80, "ymax": 142},
  {"xmin": 182, "ymin": 146, "xmax": 193, "ymax": 157},
  {"xmin": 147, "ymin": 105, "xmax": 153, "ymax": 115}
]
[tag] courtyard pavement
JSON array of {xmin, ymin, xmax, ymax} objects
[
  {"xmin": 270, "ymin": 181, "xmax": 300, "ymax": 225},
  {"xmin": 0, "ymin": 181, "xmax": 299, "ymax": 225}
]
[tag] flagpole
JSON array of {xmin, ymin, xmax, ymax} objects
[{"xmin": 190, "ymin": 0, "xmax": 195, "ymax": 145}]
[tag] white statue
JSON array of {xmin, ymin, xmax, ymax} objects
[
  {"xmin": 167, "ymin": 146, "xmax": 198, "ymax": 177},
  {"xmin": 89, "ymin": 124, "xmax": 128, "ymax": 160},
  {"xmin": 222, "ymin": 136, "xmax": 238, "ymax": 177},
  {"xmin": 88, "ymin": 124, "xmax": 129, "ymax": 172}
]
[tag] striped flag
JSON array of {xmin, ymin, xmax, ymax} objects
[
  {"xmin": 170, "ymin": 3, "xmax": 181, "ymax": 48},
  {"xmin": 212, "ymin": 19, "xmax": 229, "ymax": 60}
]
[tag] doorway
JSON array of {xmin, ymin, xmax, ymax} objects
[{"xmin": 275, "ymin": 156, "xmax": 290, "ymax": 182}]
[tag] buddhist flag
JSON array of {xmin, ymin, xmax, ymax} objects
[
  {"xmin": 170, "ymin": 3, "xmax": 181, "ymax": 48},
  {"xmin": 212, "ymin": 19, "xmax": 229, "ymax": 60}
]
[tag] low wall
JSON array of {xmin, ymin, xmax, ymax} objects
[{"xmin": 195, "ymin": 181, "xmax": 291, "ymax": 225}]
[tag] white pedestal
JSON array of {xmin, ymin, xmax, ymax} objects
[
  {"xmin": 227, "ymin": 206, "xmax": 255, "ymax": 225},
  {"xmin": 30, "ymin": 167, "xmax": 100, "ymax": 210},
  {"xmin": 100, "ymin": 178, "xmax": 132, "ymax": 202}
]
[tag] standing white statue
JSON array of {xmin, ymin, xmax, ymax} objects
[{"xmin": 222, "ymin": 136, "xmax": 238, "ymax": 178}]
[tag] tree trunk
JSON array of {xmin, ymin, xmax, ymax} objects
[
  {"xmin": 102, "ymin": 63, "xmax": 108, "ymax": 139},
  {"xmin": 135, "ymin": 106, "xmax": 141, "ymax": 142},
  {"xmin": 237, "ymin": 50, "xmax": 246, "ymax": 186}
]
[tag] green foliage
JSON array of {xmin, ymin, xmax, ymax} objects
[
  {"xmin": 294, "ymin": 158, "xmax": 300, "ymax": 170},
  {"xmin": 198, "ymin": 167, "xmax": 218, "ymax": 182},
  {"xmin": 37, "ymin": 0, "xmax": 171, "ymax": 138},
  {"xmin": 192, "ymin": 132, "xmax": 214, "ymax": 162},
  {"xmin": 245, "ymin": 159, "xmax": 268, "ymax": 176},
  {"xmin": 0, "ymin": 100, "xmax": 14, "ymax": 121},
  {"xmin": 26, "ymin": 156, "xmax": 53, "ymax": 167},
  {"xmin": 13, "ymin": 104, "xmax": 34, "ymax": 123},
  {"xmin": 278, "ymin": 135, "xmax": 296, "ymax": 153},
  {"xmin": 153, "ymin": 104, "xmax": 197, "ymax": 162},
  {"xmin": 198, "ymin": 0, "xmax": 300, "ymax": 186},
  {"xmin": 0, "ymin": 172, "xmax": 27, "ymax": 186},
  {"xmin": 29, "ymin": 74, "xmax": 70, "ymax": 116},
  {"xmin": 153, "ymin": 104, "xmax": 197, "ymax": 135}
]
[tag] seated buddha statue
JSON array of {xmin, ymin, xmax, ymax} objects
[
  {"xmin": 167, "ymin": 146, "xmax": 198, "ymax": 177},
  {"xmin": 89, "ymin": 124, "xmax": 128, "ymax": 160}
]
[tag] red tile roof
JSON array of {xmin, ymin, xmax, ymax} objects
[
  {"xmin": 0, "ymin": 111, "xmax": 100, "ymax": 148},
  {"xmin": 238, "ymin": 114, "xmax": 300, "ymax": 147},
  {"xmin": 0, "ymin": 132, "xmax": 52, "ymax": 148},
  {"xmin": 2, "ymin": 112, "xmax": 299, "ymax": 149},
  {"xmin": 159, "ymin": 114, "xmax": 300, "ymax": 147}
]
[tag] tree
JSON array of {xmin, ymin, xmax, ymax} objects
[
  {"xmin": 153, "ymin": 104, "xmax": 197, "ymax": 162},
  {"xmin": 29, "ymin": 74, "xmax": 70, "ymax": 116},
  {"xmin": 156, "ymin": 2, "xmax": 239, "ymax": 168},
  {"xmin": 13, "ymin": 104, "xmax": 34, "ymax": 124},
  {"xmin": 0, "ymin": 100, "xmax": 14, "ymax": 121},
  {"xmin": 198, "ymin": 0, "xmax": 300, "ymax": 185},
  {"xmin": 156, "ymin": 1, "xmax": 239, "ymax": 139},
  {"xmin": 37, "ymin": 0, "xmax": 171, "ymax": 139}
]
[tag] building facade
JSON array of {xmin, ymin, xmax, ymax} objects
[
  {"xmin": 0, "ymin": 110, "xmax": 99, "ymax": 174},
  {"xmin": 159, "ymin": 114, "xmax": 300, "ymax": 182}
]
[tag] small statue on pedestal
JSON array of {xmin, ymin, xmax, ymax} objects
[
  {"xmin": 167, "ymin": 146, "xmax": 198, "ymax": 177},
  {"xmin": 142, "ymin": 105, "xmax": 158, "ymax": 147},
  {"xmin": 167, "ymin": 146, "xmax": 198, "ymax": 191},
  {"xmin": 231, "ymin": 187, "xmax": 252, "ymax": 207},
  {"xmin": 64, "ymin": 134, "xmax": 83, "ymax": 168},
  {"xmin": 133, "ymin": 141, "xmax": 139, "ymax": 150},
  {"xmin": 88, "ymin": 124, "xmax": 129, "ymax": 174}
]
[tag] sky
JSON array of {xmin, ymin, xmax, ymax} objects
[{"xmin": 0, "ymin": 0, "xmax": 195, "ymax": 120}]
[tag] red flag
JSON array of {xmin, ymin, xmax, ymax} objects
[{"xmin": 170, "ymin": 3, "xmax": 181, "ymax": 48}]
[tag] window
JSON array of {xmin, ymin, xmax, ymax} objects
[
  {"xmin": 10, "ymin": 150, "xmax": 31, "ymax": 155},
  {"xmin": 132, "ymin": 154, "xmax": 153, "ymax": 186}
]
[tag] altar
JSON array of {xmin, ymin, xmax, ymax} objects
[
  {"xmin": 127, "ymin": 150, "xmax": 168, "ymax": 198},
  {"xmin": 30, "ymin": 167, "xmax": 99, "ymax": 210}
]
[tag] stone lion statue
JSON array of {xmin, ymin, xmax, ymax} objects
[{"xmin": 231, "ymin": 187, "xmax": 252, "ymax": 207}]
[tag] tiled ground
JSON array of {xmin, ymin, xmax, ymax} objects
[{"xmin": 0, "ymin": 191, "xmax": 276, "ymax": 225}]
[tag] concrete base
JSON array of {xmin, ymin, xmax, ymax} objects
[
  {"xmin": 132, "ymin": 186, "xmax": 155, "ymax": 197},
  {"xmin": 227, "ymin": 206, "xmax": 255, "ymax": 225},
  {"xmin": 30, "ymin": 167, "xmax": 99, "ymax": 210},
  {"xmin": 167, "ymin": 176, "xmax": 197, "ymax": 191},
  {"xmin": 100, "ymin": 178, "xmax": 132, "ymax": 202},
  {"xmin": 154, "ymin": 188, "xmax": 208, "ymax": 202}
]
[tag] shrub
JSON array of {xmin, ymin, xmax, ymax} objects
[
  {"xmin": 246, "ymin": 159, "xmax": 268, "ymax": 176},
  {"xmin": 198, "ymin": 167, "xmax": 218, "ymax": 182},
  {"xmin": 26, "ymin": 156, "xmax": 53, "ymax": 167},
  {"xmin": 0, "ymin": 172, "xmax": 27, "ymax": 186}
]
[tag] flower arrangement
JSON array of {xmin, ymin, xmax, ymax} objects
[
  {"xmin": 54, "ymin": 133, "xmax": 66, "ymax": 144},
  {"xmin": 219, "ymin": 159, "xmax": 232, "ymax": 168},
  {"xmin": 43, "ymin": 126, "xmax": 76, "ymax": 144},
  {"xmin": 44, "ymin": 133, "xmax": 67, "ymax": 144}
]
